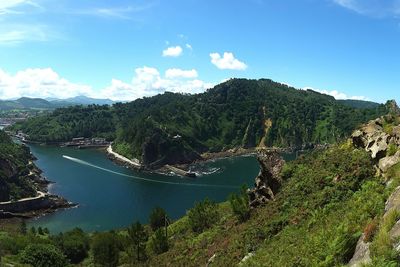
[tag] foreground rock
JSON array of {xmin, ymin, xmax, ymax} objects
[{"xmin": 248, "ymin": 151, "xmax": 285, "ymax": 207}]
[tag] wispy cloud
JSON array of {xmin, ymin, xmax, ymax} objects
[
  {"xmin": 0, "ymin": 24, "xmax": 52, "ymax": 45},
  {"xmin": 0, "ymin": 0, "xmax": 43, "ymax": 15},
  {"xmin": 333, "ymin": 0, "xmax": 400, "ymax": 17},
  {"xmin": 74, "ymin": 3, "xmax": 155, "ymax": 20}
]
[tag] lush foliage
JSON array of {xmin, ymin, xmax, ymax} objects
[
  {"xmin": 187, "ymin": 198, "xmax": 220, "ymax": 233},
  {"xmin": 148, "ymin": 228, "xmax": 169, "ymax": 255},
  {"xmin": 53, "ymin": 228, "xmax": 90, "ymax": 264},
  {"xmin": 229, "ymin": 185, "xmax": 250, "ymax": 222},
  {"xmin": 127, "ymin": 221, "xmax": 148, "ymax": 262},
  {"xmin": 13, "ymin": 79, "xmax": 389, "ymax": 167},
  {"xmin": 19, "ymin": 243, "xmax": 67, "ymax": 267},
  {"xmin": 149, "ymin": 206, "xmax": 167, "ymax": 231},
  {"xmin": 91, "ymin": 232, "xmax": 120, "ymax": 267},
  {"xmin": 0, "ymin": 130, "xmax": 36, "ymax": 201},
  {"xmin": 12, "ymin": 105, "xmax": 116, "ymax": 143}
]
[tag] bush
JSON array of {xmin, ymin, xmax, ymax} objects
[
  {"xmin": 370, "ymin": 209, "xmax": 400, "ymax": 260},
  {"xmin": 128, "ymin": 221, "xmax": 148, "ymax": 262},
  {"xmin": 363, "ymin": 219, "xmax": 378, "ymax": 242},
  {"xmin": 54, "ymin": 228, "xmax": 90, "ymax": 264},
  {"xmin": 92, "ymin": 232, "xmax": 120, "ymax": 267},
  {"xmin": 149, "ymin": 228, "xmax": 168, "ymax": 255},
  {"xmin": 229, "ymin": 185, "xmax": 250, "ymax": 222},
  {"xmin": 187, "ymin": 198, "xmax": 219, "ymax": 233},
  {"xmin": 149, "ymin": 206, "xmax": 167, "ymax": 231},
  {"xmin": 19, "ymin": 243, "xmax": 67, "ymax": 267}
]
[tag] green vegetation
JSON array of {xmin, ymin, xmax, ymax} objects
[
  {"xmin": 149, "ymin": 206, "xmax": 167, "ymax": 231},
  {"xmin": 127, "ymin": 221, "xmax": 148, "ymax": 262},
  {"xmin": 12, "ymin": 105, "xmax": 116, "ymax": 143},
  {"xmin": 187, "ymin": 198, "xmax": 220, "ymax": 233},
  {"xmin": 2, "ymin": 138, "xmax": 400, "ymax": 266},
  {"xmin": 19, "ymin": 243, "xmax": 67, "ymax": 267},
  {"xmin": 0, "ymin": 130, "xmax": 37, "ymax": 201},
  {"xmin": 229, "ymin": 185, "xmax": 250, "ymax": 222},
  {"xmin": 13, "ymin": 79, "xmax": 389, "ymax": 167},
  {"xmin": 92, "ymin": 232, "xmax": 120, "ymax": 267}
]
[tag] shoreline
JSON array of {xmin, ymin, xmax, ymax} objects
[{"xmin": 0, "ymin": 149, "xmax": 77, "ymax": 220}]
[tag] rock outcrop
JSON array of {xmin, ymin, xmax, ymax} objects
[
  {"xmin": 248, "ymin": 151, "xmax": 285, "ymax": 207},
  {"xmin": 349, "ymin": 107, "xmax": 400, "ymax": 266},
  {"xmin": 351, "ymin": 114, "xmax": 400, "ymax": 175}
]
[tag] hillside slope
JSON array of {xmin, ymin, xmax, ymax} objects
[{"xmin": 13, "ymin": 79, "xmax": 389, "ymax": 168}]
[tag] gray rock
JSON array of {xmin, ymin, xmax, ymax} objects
[
  {"xmin": 348, "ymin": 234, "xmax": 371, "ymax": 267},
  {"xmin": 379, "ymin": 151, "xmax": 400, "ymax": 173},
  {"xmin": 248, "ymin": 151, "xmax": 285, "ymax": 207}
]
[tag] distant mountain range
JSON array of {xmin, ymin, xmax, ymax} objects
[{"xmin": 0, "ymin": 96, "xmax": 115, "ymax": 110}]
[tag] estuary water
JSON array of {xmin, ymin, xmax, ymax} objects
[{"xmin": 28, "ymin": 145, "xmax": 266, "ymax": 233}]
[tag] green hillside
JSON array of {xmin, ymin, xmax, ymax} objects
[
  {"xmin": 13, "ymin": 79, "xmax": 388, "ymax": 168},
  {"xmin": 0, "ymin": 131, "xmax": 36, "ymax": 201}
]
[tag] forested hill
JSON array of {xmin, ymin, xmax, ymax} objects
[
  {"xmin": 0, "ymin": 131, "xmax": 36, "ymax": 201},
  {"xmin": 13, "ymin": 78, "xmax": 389, "ymax": 168}
]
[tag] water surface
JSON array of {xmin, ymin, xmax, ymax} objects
[{"xmin": 28, "ymin": 145, "xmax": 263, "ymax": 233}]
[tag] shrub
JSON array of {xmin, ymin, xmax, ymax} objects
[
  {"xmin": 363, "ymin": 219, "xmax": 378, "ymax": 242},
  {"xmin": 19, "ymin": 243, "xmax": 67, "ymax": 267},
  {"xmin": 149, "ymin": 228, "xmax": 168, "ymax": 255},
  {"xmin": 128, "ymin": 221, "xmax": 148, "ymax": 262},
  {"xmin": 187, "ymin": 198, "xmax": 219, "ymax": 233},
  {"xmin": 54, "ymin": 228, "xmax": 90, "ymax": 264},
  {"xmin": 92, "ymin": 232, "xmax": 120, "ymax": 267},
  {"xmin": 370, "ymin": 209, "xmax": 400, "ymax": 260},
  {"xmin": 229, "ymin": 185, "xmax": 250, "ymax": 222},
  {"xmin": 149, "ymin": 207, "xmax": 167, "ymax": 231}
]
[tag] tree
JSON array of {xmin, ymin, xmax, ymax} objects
[
  {"xmin": 19, "ymin": 243, "xmax": 67, "ymax": 267},
  {"xmin": 187, "ymin": 198, "xmax": 220, "ymax": 233},
  {"xmin": 127, "ymin": 221, "xmax": 148, "ymax": 262},
  {"xmin": 229, "ymin": 185, "xmax": 251, "ymax": 222},
  {"xmin": 20, "ymin": 220, "xmax": 27, "ymax": 235},
  {"xmin": 54, "ymin": 228, "xmax": 90, "ymax": 264},
  {"xmin": 149, "ymin": 206, "xmax": 167, "ymax": 231},
  {"xmin": 38, "ymin": 226, "xmax": 44, "ymax": 235},
  {"xmin": 92, "ymin": 232, "xmax": 120, "ymax": 267},
  {"xmin": 30, "ymin": 226, "xmax": 36, "ymax": 235},
  {"xmin": 149, "ymin": 228, "xmax": 168, "ymax": 254}
]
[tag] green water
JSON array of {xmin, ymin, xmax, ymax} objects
[{"xmin": 28, "ymin": 145, "xmax": 268, "ymax": 233}]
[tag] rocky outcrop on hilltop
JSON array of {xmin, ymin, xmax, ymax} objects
[
  {"xmin": 349, "ymin": 103, "xmax": 400, "ymax": 266},
  {"xmin": 351, "ymin": 113, "xmax": 400, "ymax": 175},
  {"xmin": 248, "ymin": 151, "xmax": 285, "ymax": 207}
]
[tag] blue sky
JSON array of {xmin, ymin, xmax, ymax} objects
[{"xmin": 0, "ymin": 0, "xmax": 399, "ymax": 102}]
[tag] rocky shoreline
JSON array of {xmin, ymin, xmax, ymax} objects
[{"xmin": 0, "ymin": 150, "xmax": 76, "ymax": 220}]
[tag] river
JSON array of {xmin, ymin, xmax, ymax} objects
[{"xmin": 28, "ymin": 145, "xmax": 276, "ymax": 233}]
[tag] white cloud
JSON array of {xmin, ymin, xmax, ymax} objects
[
  {"xmin": 303, "ymin": 86, "xmax": 368, "ymax": 100},
  {"xmin": 333, "ymin": 0, "xmax": 400, "ymax": 17},
  {"xmin": 165, "ymin": 68, "xmax": 198, "ymax": 79},
  {"xmin": 186, "ymin": 43, "xmax": 192, "ymax": 50},
  {"xmin": 162, "ymin": 46, "xmax": 183, "ymax": 57},
  {"xmin": 210, "ymin": 52, "xmax": 248, "ymax": 70},
  {"xmin": 0, "ymin": 68, "xmax": 92, "ymax": 99},
  {"xmin": 100, "ymin": 66, "xmax": 212, "ymax": 101},
  {"xmin": 0, "ymin": 67, "xmax": 213, "ymax": 101}
]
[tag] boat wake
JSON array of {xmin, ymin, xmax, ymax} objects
[{"xmin": 62, "ymin": 155, "xmax": 238, "ymax": 189}]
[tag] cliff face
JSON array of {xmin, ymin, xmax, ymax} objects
[{"xmin": 247, "ymin": 151, "xmax": 285, "ymax": 207}]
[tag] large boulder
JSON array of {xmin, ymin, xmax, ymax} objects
[
  {"xmin": 379, "ymin": 151, "xmax": 400, "ymax": 173},
  {"xmin": 351, "ymin": 118, "xmax": 390, "ymax": 160},
  {"xmin": 348, "ymin": 234, "xmax": 371, "ymax": 267},
  {"xmin": 248, "ymin": 151, "xmax": 285, "ymax": 207}
]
